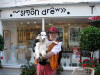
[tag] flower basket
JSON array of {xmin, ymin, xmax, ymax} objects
[
  {"xmin": 89, "ymin": 20, "xmax": 100, "ymax": 27},
  {"xmin": 88, "ymin": 16, "xmax": 100, "ymax": 28},
  {"xmin": 78, "ymin": 57, "xmax": 100, "ymax": 75},
  {"xmin": 21, "ymin": 64, "xmax": 36, "ymax": 75},
  {"xmin": 78, "ymin": 57, "xmax": 96, "ymax": 68}
]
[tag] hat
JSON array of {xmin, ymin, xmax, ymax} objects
[{"xmin": 48, "ymin": 27, "xmax": 58, "ymax": 33}]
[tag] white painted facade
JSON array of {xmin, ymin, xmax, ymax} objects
[
  {"xmin": 0, "ymin": 20, "xmax": 3, "ymax": 35},
  {"xmin": 0, "ymin": 1, "xmax": 100, "ymax": 68},
  {"xmin": 1, "ymin": 3, "xmax": 100, "ymax": 19},
  {"xmin": 0, "ymin": 0, "xmax": 100, "ymax": 8},
  {"xmin": 0, "ymin": 1, "xmax": 100, "ymax": 49}
]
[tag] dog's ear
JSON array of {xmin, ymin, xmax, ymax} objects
[
  {"xmin": 36, "ymin": 34, "xmax": 40, "ymax": 39},
  {"xmin": 40, "ymin": 32, "xmax": 47, "ymax": 36}
]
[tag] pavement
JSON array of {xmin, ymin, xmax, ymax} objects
[
  {"xmin": 0, "ymin": 68, "xmax": 21, "ymax": 75},
  {"xmin": 0, "ymin": 68, "xmax": 73, "ymax": 75}
]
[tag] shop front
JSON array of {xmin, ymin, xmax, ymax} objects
[{"xmin": 0, "ymin": 3, "xmax": 100, "ymax": 68}]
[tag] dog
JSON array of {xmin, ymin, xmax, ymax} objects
[{"xmin": 34, "ymin": 32, "xmax": 49, "ymax": 60}]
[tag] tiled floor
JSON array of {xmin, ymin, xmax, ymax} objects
[{"xmin": 0, "ymin": 68, "xmax": 21, "ymax": 75}]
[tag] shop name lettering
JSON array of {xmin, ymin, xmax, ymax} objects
[{"xmin": 12, "ymin": 8, "xmax": 66, "ymax": 16}]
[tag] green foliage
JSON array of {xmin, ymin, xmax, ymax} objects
[
  {"xmin": 79, "ymin": 26, "xmax": 100, "ymax": 51},
  {"xmin": 56, "ymin": 65, "xmax": 63, "ymax": 75},
  {"xmin": 21, "ymin": 64, "xmax": 36, "ymax": 75},
  {"xmin": 0, "ymin": 35, "xmax": 4, "ymax": 51},
  {"xmin": 79, "ymin": 58, "xmax": 100, "ymax": 75},
  {"xmin": 94, "ymin": 64, "xmax": 100, "ymax": 75},
  {"xmin": 0, "ymin": 60, "xmax": 2, "ymax": 68},
  {"xmin": 0, "ymin": 60, "xmax": 1, "ymax": 67},
  {"xmin": 79, "ymin": 57, "xmax": 97, "ymax": 68}
]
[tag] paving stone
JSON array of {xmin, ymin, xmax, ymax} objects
[
  {"xmin": 0, "ymin": 68, "xmax": 73, "ymax": 75},
  {"xmin": 0, "ymin": 68, "xmax": 21, "ymax": 75}
]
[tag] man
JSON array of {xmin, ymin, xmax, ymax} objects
[{"xmin": 36, "ymin": 27, "xmax": 62, "ymax": 75}]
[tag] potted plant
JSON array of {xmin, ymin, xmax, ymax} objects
[
  {"xmin": 89, "ymin": 20, "xmax": 100, "ymax": 27},
  {"xmin": 0, "ymin": 35, "xmax": 4, "ymax": 68},
  {"xmin": 78, "ymin": 57, "xmax": 100, "ymax": 75},
  {"xmin": 79, "ymin": 26, "xmax": 100, "ymax": 57},
  {"xmin": 88, "ymin": 16, "xmax": 100, "ymax": 28},
  {"xmin": 56, "ymin": 65, "xmax": 63, "ymax": 75},
  {"xmin": 21, "ymin": 64, "xmax": 37, "ymax": 75},
  {"xmin": 79, "ymin": 26, "xmax": 100, "ymax": 75}
]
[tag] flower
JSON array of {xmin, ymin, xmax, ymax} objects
[
  {"xmin": 79, "ymin": 57, "xmax": 97, "ymax": 68},
  {"xmin": 21, "ymin": 64, "xmax": 36, "ymax": 75},
  {"xmin": 90, "ymin": 57, "xmax": 93, "ymax": 60},
  {"xmin": 0, "ymin": 56, "xmax": 3, "ymax": 60},
  {"xmin": 30, "ymin": 70, "xmax": 32, "ymax": 73},
  {"xmin": 92, "ymin": 60, "xmax": 95, "ymax": 63},
  {"xmin": 82, "ymin": 64, "xmax": 87, "ymax": 67},
  {"xmin": 92, "ymin": 65, "xmax": 95, "ymax": 68},
  {"xmin": 78, "ymin": 60, "xmax": 82, "ymax": 62},
  {"xmin": 84, "ymin": 59, "xmax": 88, "ymax": 61}
]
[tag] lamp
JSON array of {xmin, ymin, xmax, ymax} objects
[
  {"xmin": 88, "ymin": 2, "xmax": 100, "ymax": 27},
  {"xmin": 88, "ymin": 2, "xmax": 95, "ymax": 14},
  {"xmin": 27, "ymin": 21, "xmax": 30, "ymax": 24}
]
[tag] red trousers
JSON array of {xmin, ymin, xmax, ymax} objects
[{"xmin": 37, "ymin": 63, "xmax": 56, "ymax": 75}]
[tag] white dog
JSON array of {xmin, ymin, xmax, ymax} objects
[{"xmin": 34, "ymin": 32, "xmax": 49, "ymax": 59}]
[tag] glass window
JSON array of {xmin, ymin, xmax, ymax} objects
[
  {"xmin": 56, "ymin": 27, "xmax": 64, "ymax": 43},
  {"xmin": 17, "ymin": 24, "xmax": 41, "ymax": 47},
  {"xmin": 69, "ymin": 27, "xmax": 81, "ymax": 46}
]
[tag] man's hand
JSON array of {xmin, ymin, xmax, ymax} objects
[
  {"xmin": 40, "ymin": 57, "xmax": 47, "ymax": 61},
  {"xmin": 35, "ymin": 58, "xmax": 41, "ymax": 63}
]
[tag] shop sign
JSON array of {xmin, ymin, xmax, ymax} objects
[
  {"xmin": 1, "ymin": 6, "xmax": 70, "ymax": 19},
  {"xmin": 11, "ymin": 7, "xmax": 70, "ymax": 17}
]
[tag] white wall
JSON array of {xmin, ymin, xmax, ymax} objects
[
  {"xmin": 0, "ymin": 20, "xmax": 3, "ymax": 35},
  {"xmin": 1, "ymin": 4, "xmax": 100, "ymax": 19},
  {"xmin": 0, "ymin": 0, "xmax": 14, "ymax": 3},
  {"xmin": 0, "ymin": 0, "xmax": 100, "ymax": 8}
]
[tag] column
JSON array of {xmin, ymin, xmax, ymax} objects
[
  {"xmin": 0, "ymin": 20, "xmax": 5, "ymax": 65},
  {"xmin": 0, "ymin": 20, "xmax": 3, "ymax": 36},
  {"xmin": 42, "ymin": 18, "xmax": 45, "ymax": 32}
]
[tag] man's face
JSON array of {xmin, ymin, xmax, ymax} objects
[{"xmin": 49, "ymin": 33, "xmax": 57, "ymax": 40}]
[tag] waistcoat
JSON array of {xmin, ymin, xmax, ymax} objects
[{"xmin": 48, "ymin": 40, "xmax": 59, "ymax": 70}]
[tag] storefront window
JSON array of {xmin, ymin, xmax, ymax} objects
[
  {"xmin": 69, "ymin": 27, "xmax": 80, "ymax": 46},
  {"xmin": 56, "ymin": 27, "xmax": 64, "ymax": 42},
  {"xmin": 17, "ymin": 24, "xmax": 41, "ymax": 47}
]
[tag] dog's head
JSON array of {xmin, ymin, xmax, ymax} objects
[
  {"xmin": 40, "ymin": 32, "xmax": 47, "ymax": 41},
  {"xmin": 36, "ymin": 32, "xmax": 47, "ymax": 42}
]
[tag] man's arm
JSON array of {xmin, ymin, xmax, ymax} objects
[{"xmin": 45, "ymin": 42, "xmax": 62, "ymax": 59}]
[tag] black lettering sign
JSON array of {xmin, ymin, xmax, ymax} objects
[
  {"xmin": 50, "ymin": 8, "xmax": 55, "ymax": 14},
  {"xmin": 11, "ymin": 7, "xmax": 68, "ymax": 17}
]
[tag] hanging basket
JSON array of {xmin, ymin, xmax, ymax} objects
[{"xmin": 88, "ymin": 16, "xmax": 100, "ymax": 27}]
